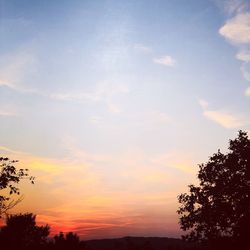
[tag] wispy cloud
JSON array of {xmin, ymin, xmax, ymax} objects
[
  {"xmin": 245, "ymin": 86, "xmax": 250, "ymax": 96},
  {"xmin": 199, "ymin": 99, "xmax": 248, "ymax": 129},
  {"xmin": 0, "ymin": 145, "xmax": 27, "ymax": 155},
  {"xmin": 0, "ymin": 110, "xmax": 17, "ymax": 117},
  {"xmin": 150, "ymin": 152, "xmax": 196, "ymax": 173},
  {"xmin": 50, "ymin": 82, "xmax": 129, "ymax": 114},
  {"xmin": 51, "ymin": 83, "xmax": 129, "ymax": 102},
  {"xmin": 0, "ymin": 50, "xmax": 37, "ymax": 92},
  {"xmin": 236, "ymin": 51, "xmax": 250, "ymax": 62},
  {"xmin": 0, "ymin": 79, "xmax": 16, "ymax": 89},
  {"xmin": 0, "ymin": 104, "xmax": 19, "ymax": 117},
  {"xmin": 218, "ymin": 2, "xmax": 250, "ymax": 95},
  {"xmin": 198, "ymin": 99, "xmax": 209, "ymax": 109},
  {"xmin": 203, "ymin": 110, "xmax": 245, "ymax": 129},
  {"xmin": 217, "ymin": 0, "xmax": 250, "ymax": 15},
  {"xmin": 133, "ymin": 44, "xmax": 176, "ymax": 68},
  {"xmin": 153, "ymin": 55, "xmax": 176, "ymax": 67}
]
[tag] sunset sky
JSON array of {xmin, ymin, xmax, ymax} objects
[{"xmin": 0, "ymin": 0, "xmax": 250, "ymax": 239}]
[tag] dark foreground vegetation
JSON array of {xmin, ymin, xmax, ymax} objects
[
  {"xmin": 0, "ymin": 213, "xmax": 199, "ymax": 250},
  {"xmin": 84, "ymin": 237, "xmax": 199, "ymax": 250},
  {"xmin": 178, "ymin": 130, "xmax": 250, "ymax": 250},
  {"xmin": 0, "ymin": 131, "xmax": 250, "ymax": 250}
]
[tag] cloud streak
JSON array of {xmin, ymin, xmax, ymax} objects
[
  {"xmin": 133, "ymin": 43, "xmax": 177, "ymax": 68},
  {"xmin": 50, "ymin": 82, "xmax": 129, "ymax": 114},
  {"xmin": 203, "ymin": 110, "xmax": 244, "ymax": 129},
  {"xmin": 0, "ymin": 110, "xmax": 17, "ymax": 117},
  {"xmin": 236, "ymin": 51, "xmax": 250, "ymax": 62},
  {"xmin": 199, "ymin": 99, "xmax": 249, "ymax": 129},
  {"xmin": 153, "ymin": 55, "xmax": 176, "ymax": 67}
]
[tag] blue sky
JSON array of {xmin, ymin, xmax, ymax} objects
[{"xmin": 0, "ymin": 0, "xmax": 250, "ymax": 239}]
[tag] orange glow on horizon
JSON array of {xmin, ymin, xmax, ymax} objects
[{"xmin": 0, "ymin": 146, "xmax": 193, "ymax": 239}]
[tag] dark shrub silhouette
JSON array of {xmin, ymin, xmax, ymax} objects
[
  {"xmin": 177, "ymin": 131, "xmax": 250, "ymax": 249},
  {"xmin": 0, "ymin": 213, "xmax": 50, "ymax": 250},
  {"xmin": 0, "ymin": 157, "xmax": 34, "ymax": 217},
  {"xmin": 53, "ymin": 231, "xmax": 82, "ymax": 250}
]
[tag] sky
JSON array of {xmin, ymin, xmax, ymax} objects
[{"xmin": 0, "ymin": 0, "xmax": 250, "ymax": 240}]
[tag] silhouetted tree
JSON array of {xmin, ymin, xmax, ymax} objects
[
  {"xmin": 0, "ymin": 213, "xmax": 50, "ymax": 250},
  {"xmin": 0, "ymin": 157, "xmax": 34, "ymax": 217},
  {"xmin": 54, "ymin": 231, "xmax": 81, "ymax": 250},
  {"xmin": 177, "ymin": 131, "xmax": 250, "ymax": 249}
]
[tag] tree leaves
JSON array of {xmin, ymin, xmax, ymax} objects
[
  {"xmin": 177, "ymin": 131, "xmax": 250, "ymax": 245},
  {"xmin": 0, "ymin": 213, "xmax": 50, "ymax": 249},
  {"xmin": 0, "ymin": 158, "xmax": 35, "ymax": 217}
]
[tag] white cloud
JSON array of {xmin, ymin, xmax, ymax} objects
[
  {"xmin": 203, "ymin": 110, "xmax": 245, "ymax": 128},
  {"xmin": 51, "ymin": 83, "xmax": 129, "ymax": 102},
  {"xmin": 199, "ymin": 99, "xmax": 248, "ymax": 129},
  {"xmin": 0, "ymin": 79, "xmax": 16, "ymax": 89},
  {"xmin": 134, "ymin": 45, "xmax": 176, "ymax": 68},
  {"xmin": 218, "ymin": 6, "xmax": 250, "ymax": 94},
  {"xmin": 236, "ymin": 51, "xmax": 250, "ymax": 62},
  {"xmin": 153, "ymin": 55, "xmax": 176, "ymax": 67},
  {"xmin": 50, "ymin": 92, "xmax": 89, "ymax": 102},
  {"xmin": 245, "ymin": 86, "xmax": 250, "ymax": 96},
  {"xmin": 219, "ymin": 12, "xmax": 250, "ymax": 44}
]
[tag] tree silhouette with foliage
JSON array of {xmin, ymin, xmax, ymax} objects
[
  {"xmin": 177, "ymin": 131, "xmax": 250, "ymax": 248},
  {"xmin": 0, "ymin": 213, "xmax": 50, "ymax": 250},
  {"xmin": 0, "ymin": 157, "xmax": 34, "ymax": 217},
  {"xmin": 54, "ymin": 231, "xmax": 82, "ymax": 250}
]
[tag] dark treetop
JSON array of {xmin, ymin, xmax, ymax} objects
[{"xmin": 178, "ymin": 131, "xmax": 250, "ymax": 249}]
